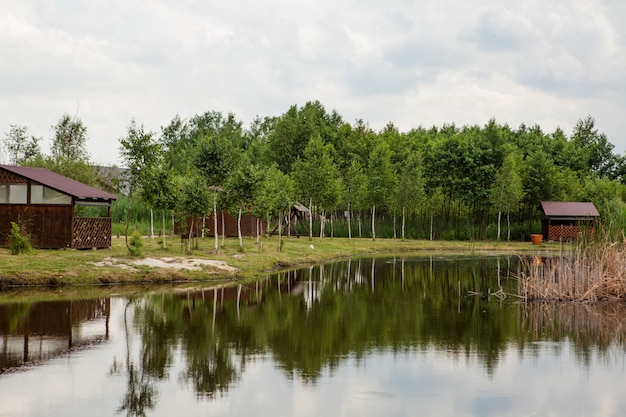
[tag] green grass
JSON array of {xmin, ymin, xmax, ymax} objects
[{"xmin": 0, "ymin": 234, "xmax": 562, "ymax": 289}]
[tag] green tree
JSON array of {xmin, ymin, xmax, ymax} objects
[
  {"xmin": 194, "ymin": 130, "xmax": 239, "ymax": 252},
  {"xmin": 489, "ymin": 152, "xmax": 523, "ymax": 241},
  {"xmin": 141, "ymin": 166, "xmax": 180, "ymax": 248},
  {"xmin": 51, "ymin": 113, "xmax": 89, "ymax": 162},
  {"xmin": 395, "ymin": 150, "xmax": 426, "ymax": 240},
  {"xmin": 177, "ymin": 170, "xmax": 213, "ymax": 253},
  {"xmin": 365, "ymin": 140, "xmax": 396, "ymax": 240},
  {"xmin": 119, "ymin": 119, "xmax": 161, "ymax": 254},
  {"xmin": 224, "ymin": 154, "xmax": 262, "ymax": 251},
  {"xmin": 571, "ymin": 115, "xmax": 619, "ymax": 178},
  {"xmin": 252, "ymin": 164, "xmax": 295, "ymax": 250},
  {"xmin": 292, "ymin": 135, "xmax": 342, "ymax": 240},
  {"xmin": 344, "ymin": 159, "xmax": 368, "ymax": 239},
  {"xmin": 2, "ymin": 125, "xmax": 41, "ymax": 165}
]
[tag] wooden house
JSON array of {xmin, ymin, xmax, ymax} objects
[
  {"xmin": 540, "ymin": 201, "xmax": 599, "ymax": 241},
  {"xmin": 0, "ymin": 165, "xmax": 117, "ymax": 249}
]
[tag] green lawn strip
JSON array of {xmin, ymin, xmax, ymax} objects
[{"xmin": 0, "ymin": 236, "xmax": 563, "ymax": 288}]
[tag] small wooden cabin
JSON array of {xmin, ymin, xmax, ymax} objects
[
  {"xmin": 0, "ymin": 165, "xmax": 117, "ymax": 249},
  {"xmin": 176, "ymin": 210, "xmax": 265, "ymax": 238},
  {"xmin": 540, "ymin": 201, "xmax": 599, "ymax": 242}
]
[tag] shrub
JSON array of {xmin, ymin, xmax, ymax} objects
[
  {"xmin": 9, "ymin": 221, "xmax": 32, "ymax": 255},
  {"xmin": 128, "ymin": 230, "xmax": 144, "ymax": 257}
]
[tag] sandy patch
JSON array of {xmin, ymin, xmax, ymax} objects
[{"xmin": 92, "ymin": 257, "xmax": 238, "ymax": 273}]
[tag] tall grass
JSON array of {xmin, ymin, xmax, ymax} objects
[{"xmin": 517, "ymin": 228, "xmax": 626, "ymax": 302}]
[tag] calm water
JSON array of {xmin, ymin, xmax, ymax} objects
[{"xmin": 1, "ymin": 255, "xmax": 626, "ymax": 417}]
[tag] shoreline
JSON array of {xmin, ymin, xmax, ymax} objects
[{"xmin": 0, "ymin": 236, "xmax": 562, "ymax": 290}]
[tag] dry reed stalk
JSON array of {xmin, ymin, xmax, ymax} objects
[{"xmin": 517, "ymin": 234, "xmax": 626, "ymax": 302}]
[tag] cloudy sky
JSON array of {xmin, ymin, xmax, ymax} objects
[{"xmin": 1, "ymin": 0, "xmax": 625, "ymax": 166}]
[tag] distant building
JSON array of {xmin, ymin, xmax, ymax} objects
[{"xmin": 540, "ymin": 201, "xmax": 599, "ymax": 241}]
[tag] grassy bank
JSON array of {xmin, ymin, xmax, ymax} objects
[{"xmin": 0, "ymin": 235, "xmax": 559, "ymax": 288}]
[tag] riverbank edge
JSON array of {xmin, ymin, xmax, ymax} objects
[{"xmin": 0, "ymin": 236, "xmax": 563, "ymax": 290}]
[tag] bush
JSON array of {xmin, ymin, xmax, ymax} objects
[
  {"xmin": 9, "ymin": 221, "xmax": 32, "ymax": 255},
  {"xmin": 128, "ymin": 231, "xmax": 143, "ymax": 257}
]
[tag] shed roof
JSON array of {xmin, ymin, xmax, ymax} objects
[
  {"xmin": 0, "ymin": 165, "xmax": 117, "ymax": 201},
  {"xmin": 540, "ymin": 201, "xmax": 599, "ymax": 218}
]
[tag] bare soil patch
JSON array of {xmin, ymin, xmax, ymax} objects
[{"xmin": 92, "ymin": 257, "xmax": 238, "ymax": 273}]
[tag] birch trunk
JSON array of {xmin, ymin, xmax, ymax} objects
[
  {"xmin": 371, "ymin": 205, "xmax": 376, "ymax": 240},
  {"xmin": 402, "ymin": 206, "xmax": 406, "ymax": 241},
  {"xmin": 309, "ymin": 197, "xmax": 313, "ymax": 241},
  {"xmin": 237, "ymin": 207, "xmax": 243, "ymax": 251},
  {"xmin": 347, "ymin": 202, "xmax": 352, "ymax": 240},
  {"xmin": 213, "ymin": 193, "xmax": 218, "ymax": 253},
  {"xmin": 278, "ymin": 209, "xmax": 283, "ymax": 251}
]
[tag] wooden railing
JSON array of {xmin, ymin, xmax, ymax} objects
[{"xmin": 72, "ymin": 217, "xmax": 112, "ymax": 249}]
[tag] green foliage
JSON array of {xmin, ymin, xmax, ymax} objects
[
  {"xmin": 51, "ymin": 113, "xmax": 90, "ymax": 162},
  {"xmin": 128, "ymin": 230, "xmax": 144, "ymax": 257},
  {"xmin": 9, "ymin": 221, "xmax": 32, "ymax": 255},
  {"xmin": 2, "ymin": 124, "xmax": 41, "ymax": 165},
  {"xmin": 8, "ymin": 106, "xmax": 626, "ymax": 242}
]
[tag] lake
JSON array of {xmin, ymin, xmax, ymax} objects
[{"xmin": 1, "ymin": 255, "xmax": 625, "ymax": 417}]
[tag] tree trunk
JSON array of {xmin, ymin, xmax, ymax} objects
[
  {"xmin": 309, "ymin": 197, "xmax": 313, "ymax": 241},
  {"xmin": 347, "ymin": 202, "xmax": 352, "ymax": 240},
  {"xmin": 393, "ymin": 210, "xmax": 397, "ymax": 239},
  {"xmin": 507, "ymin": 212, "xmax": 511, "ymax": 241},
  {"xmin": 430, "ymin": 212, "xmax": 434, "ymax": 241},
  {"xmin": 187, "ymin": 217, "xmax": 194, "ymax": 253},
  {"xmin": 402, "ymin": 206, "xmax": 406, "ymax": 241},
  {"xmin": 278, "ymin": 209, "xmax": 283, "ymax": 251},
  {"xmin": 150, "ymin": 208, "xmax": 154, "ymax": 239},
  {"xmin": 162, "ymin": 211, "xmax": 166, "ymax": 249},
  {"xmin": 237, "ymin": 207, "xmax": 243, "ymax": 251},
  {"xmin": 371, "ymin": 205, "xmax": 376, "ymax": 240},
  {"xmin": 320, "ymin": 210, "xmax": 325, "ymax": 240},
  {"xmin": 497, "ymin": 210, "xmax": 502, "ymax": 241},
  {"xmin": 213, "ymin": 193, "xmax": 218, "ymax": 253},
  {"xmin": 124, "ymin": 189, "xmax": 133, "ymax": 252},
  {"xmin": 221, "ymin": 210, "xmax": 225, "ymax": 248}
]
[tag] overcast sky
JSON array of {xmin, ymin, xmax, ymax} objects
[{"xmin": 1, "ymin": 0, "xmax": 625, "ymax": 166}]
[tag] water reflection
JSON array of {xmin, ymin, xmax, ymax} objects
[
  {"xmin": 1, "ymin": 255, "xmax": 626, "ymax": 417},
  {"xmin": 0, "ymin": 299, "xmax": 110, "ymax": 372}
]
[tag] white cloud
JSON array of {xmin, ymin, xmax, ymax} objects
[{"xmin": 1, "ymin": 0, "xmax": 626, "ymax": 166}]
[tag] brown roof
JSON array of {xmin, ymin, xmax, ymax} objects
[
  {"xmin": 540, "ymin": 201, "xmax": 599, "ymax": 218},
  {"xmin": 0, "ymin": 165, "xmax": 117, "ymax": 201}
]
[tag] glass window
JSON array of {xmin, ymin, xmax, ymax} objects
[
  {"xmin": 0, "ymin": 185, "xmax": 7, "ymax": 203},
  {"xmin": 30, "ymin": 185, "xmax": 71, "ymax": 205},
  {"xmin": 9, "ymin": 184, "xmax": 27, "ymax": 204},
  {"xmin": 31, "ymin": 184, "xmax": 44, "ymax": 203},
  {"xmin": 45, "ymin": 187, "xmax": 71, "ymax": 204}
]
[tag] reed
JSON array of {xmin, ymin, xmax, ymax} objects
[{"xmin": 517, "ymin": 229, "xmax": 626, "ymax": 302}]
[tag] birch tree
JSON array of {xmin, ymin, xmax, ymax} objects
[{"xmin": 119, "ymin": 120, "xmax": 160, "ymax": 254}]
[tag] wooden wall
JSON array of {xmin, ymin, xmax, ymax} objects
[
  {"xmin": 176, "ymin": 211, "xmax": 265, "ymax": 238},
  {"xmin": 0, "ymin": 205, "xmax": 73, "ymax": 248}
]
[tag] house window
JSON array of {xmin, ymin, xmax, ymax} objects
[
  {"xmin": 31, "ymin": 184, "xmax": 71, "ymax": 205},
  {"xmin": 0, "ymin": 184, "xmax": 29, "ymax": 203}
]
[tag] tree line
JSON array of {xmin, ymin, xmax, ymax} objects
[{"xmin": 4, "ymin": 102, "xmax": 626, "ymax": 248}]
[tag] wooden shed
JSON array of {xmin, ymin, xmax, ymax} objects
[
  {"xmin": 540, "ymin": 201, "xmax": 599, "ymax": 242},
  {"xmin": 0, "ymin": 165, "xmax": 117, "ymax": 249},
  {"xmin": 176, "ymin": 210, "xmax": 265, "ymax": 238}
]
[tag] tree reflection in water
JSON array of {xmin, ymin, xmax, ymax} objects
[{"xmin": 115, "ymin": 255, "xmax": 626, "ymax": 411}]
